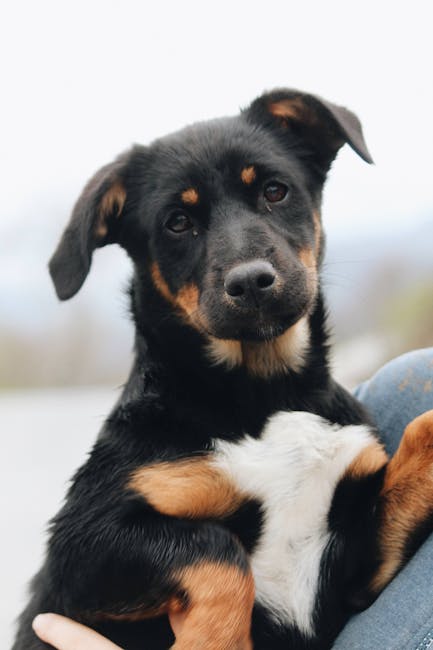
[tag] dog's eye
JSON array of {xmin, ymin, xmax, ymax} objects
[
  {"xmin": 264, "ymin": 182, "xmax": 288, "ymax": 203},
  {"xmin": 165, "ymin": 212, "xmax": 194, "ymax": 233}
]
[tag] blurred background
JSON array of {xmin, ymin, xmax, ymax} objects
[{"xmin": 1, "ymin": 1, "xmax": 432, "ymax": 646}]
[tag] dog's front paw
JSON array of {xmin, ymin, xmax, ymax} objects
[
  {"xmin": 398, "ymin": 409, "xmax": 433, "ymax": 459},
  {"xmin": 371, "ymin": 409, "xmax": 433, "ymax": 593}
]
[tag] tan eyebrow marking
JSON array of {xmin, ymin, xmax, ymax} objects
[
  {"xmin": 241, "ymin": 166, "xmax": 256, "ymax": 185},
  {"xmin": 181, "ymin": 188, "xmax": 199, "ymax": 205}
]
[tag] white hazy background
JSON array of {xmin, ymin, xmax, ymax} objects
[{"xmin": 1, "ymin": 1, "xmax": 433, "ymax": 646}]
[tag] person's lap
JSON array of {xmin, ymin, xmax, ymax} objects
[{"xmin": 333, "ymin": 348, "xmax": 433, "ymax": 650}]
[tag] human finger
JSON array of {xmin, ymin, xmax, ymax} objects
[{"xmin": 32, "ymin": 613, "xmax": 122, "ymax": 650}]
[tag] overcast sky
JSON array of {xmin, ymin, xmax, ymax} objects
[{"xmin": 1, "ymin": 0, "xmax": 432, "ymax": 326}]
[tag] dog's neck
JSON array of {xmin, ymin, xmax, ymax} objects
[{"xmin": 124, "ymin": 280, "xmax": 347, "ymax": 437}]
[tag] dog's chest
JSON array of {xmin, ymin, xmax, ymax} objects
[{"xmin": 212, "ymin": 412, "xmax": 373, "ymax": 636}]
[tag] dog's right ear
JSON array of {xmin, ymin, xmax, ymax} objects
[{"xmin": 49, "ymin": 148, "xmax": 139, "ymax": 300}]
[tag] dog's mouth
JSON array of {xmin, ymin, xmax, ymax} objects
[
  {"xmin": 203, "ymin": 308, "xmax": 312, "ymax": 376},
  {"xmin": 233, "ymin": 321, "xmax": 292, "ymax": 343},
  {"xmin": 200, "ymin": 308, "xmax": 308, "ymax": 343}
]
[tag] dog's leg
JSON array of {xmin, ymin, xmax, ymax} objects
[
  {"xmin": 125, "ymin": 458, "xmax": 255, "ymax": 648},
  {"xmin": 170, "ymin": 563, "xmax": 254, "ymax": 650},
  {"xmin": 14, "ymin": 518, "xmax": 254, "ymax": 650},
  {"xmin": 371, "ymin": 409, "xmax": 433, "ymax": 593}
]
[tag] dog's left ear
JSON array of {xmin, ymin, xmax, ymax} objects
[
  {"xmin": 49, "ymin": 147, "xmax": 140, "ymax": 300},
  {"xmin": 245, "ymin": 89, "xmax": 373, "ymax": 168}
]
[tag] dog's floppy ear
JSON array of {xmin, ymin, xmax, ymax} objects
[
  {"xmin": 245, "ymin": 89, "xmax": 373, "ymax": 168},
  {"xmin": 49, "ymin": 149, "xmax": 136, "ymax": 300}
]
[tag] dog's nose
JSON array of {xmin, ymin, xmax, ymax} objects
[{"xmin": 224, "ymin": 261, "xmax": 277, "ymax": 304}]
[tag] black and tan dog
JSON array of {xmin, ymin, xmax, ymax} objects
[{"xmin": 13, "ymin": 89, "xmax": 433, "ymax": 650}]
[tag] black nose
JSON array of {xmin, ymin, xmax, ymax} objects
[{"xmin": 224, "ymin": 261, "xmax": 277, "ymax": 304}]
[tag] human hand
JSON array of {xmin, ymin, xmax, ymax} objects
[
  {"xmin": 33, "ymin": 611, "xmax": 186, "ymax": 649},
  {"xmin": 33, "ymin": 614, "xmax": 122, "ymax": 649}
]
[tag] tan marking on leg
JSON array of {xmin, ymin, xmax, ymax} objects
[
  {"xmin": 95, "ymin": 181, "xmax": 127, "ymax": 238},
  {"xmin": 344, "ymin": 441, "xmax": 388, "ymax": 480},
  {"xmin": 207, "ymin": 316, "xmax": 311, "ymax": 377},
  {"xmin": 241, "ymin": 166, "xmax": 256, "ymax": 185},
  {"xmin": 128, "ymin": 456, "xmax": 246, "ymax": 519},
  {"xmin": 94, "ymin": 561, "xmax": 253, "ymax": 648},
  {"xmin": 172, "ymin": 563, "xmax": 254, "ymax": 650},
  {"xmin": 181, "ymin": 188, "xmax": 199, "ymax": 205},
  {"xmin": 371, "ymin": 410, "xmax": 433, "ymax": 593}
]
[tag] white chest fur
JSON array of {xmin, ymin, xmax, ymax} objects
[{"xmin": 213, "ymin": 411, "xmax": 374, "ymax": 636}]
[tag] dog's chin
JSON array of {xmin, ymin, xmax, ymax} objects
[
  {"xmin": 206, "ymin": 314, "xmax": 303, "ymax": 343},
  {"xmin": 235, "ymin": 323, "xmax": 290, "ymax": 343}
]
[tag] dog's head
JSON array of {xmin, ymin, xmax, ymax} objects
[{"xmin": 50, "ymin": 89, "xmax": 372, "ymax": 377}]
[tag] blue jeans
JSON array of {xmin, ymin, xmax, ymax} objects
[{"xmin": 333, "ymin": 348, "xmax": 433, "ymax": 649}]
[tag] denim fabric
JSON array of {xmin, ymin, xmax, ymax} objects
[{"xmin": 333, "ymin": 348, "xmax": 433, "ymax": 649}]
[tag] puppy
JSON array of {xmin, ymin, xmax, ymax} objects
[{"xmin": 13, "ymin": 89, "xmax": 433, "ymax": 650}]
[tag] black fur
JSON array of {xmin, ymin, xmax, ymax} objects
[{"xmin": 14, "ymin": 89, "xmax": 389, "ymax": 650}]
